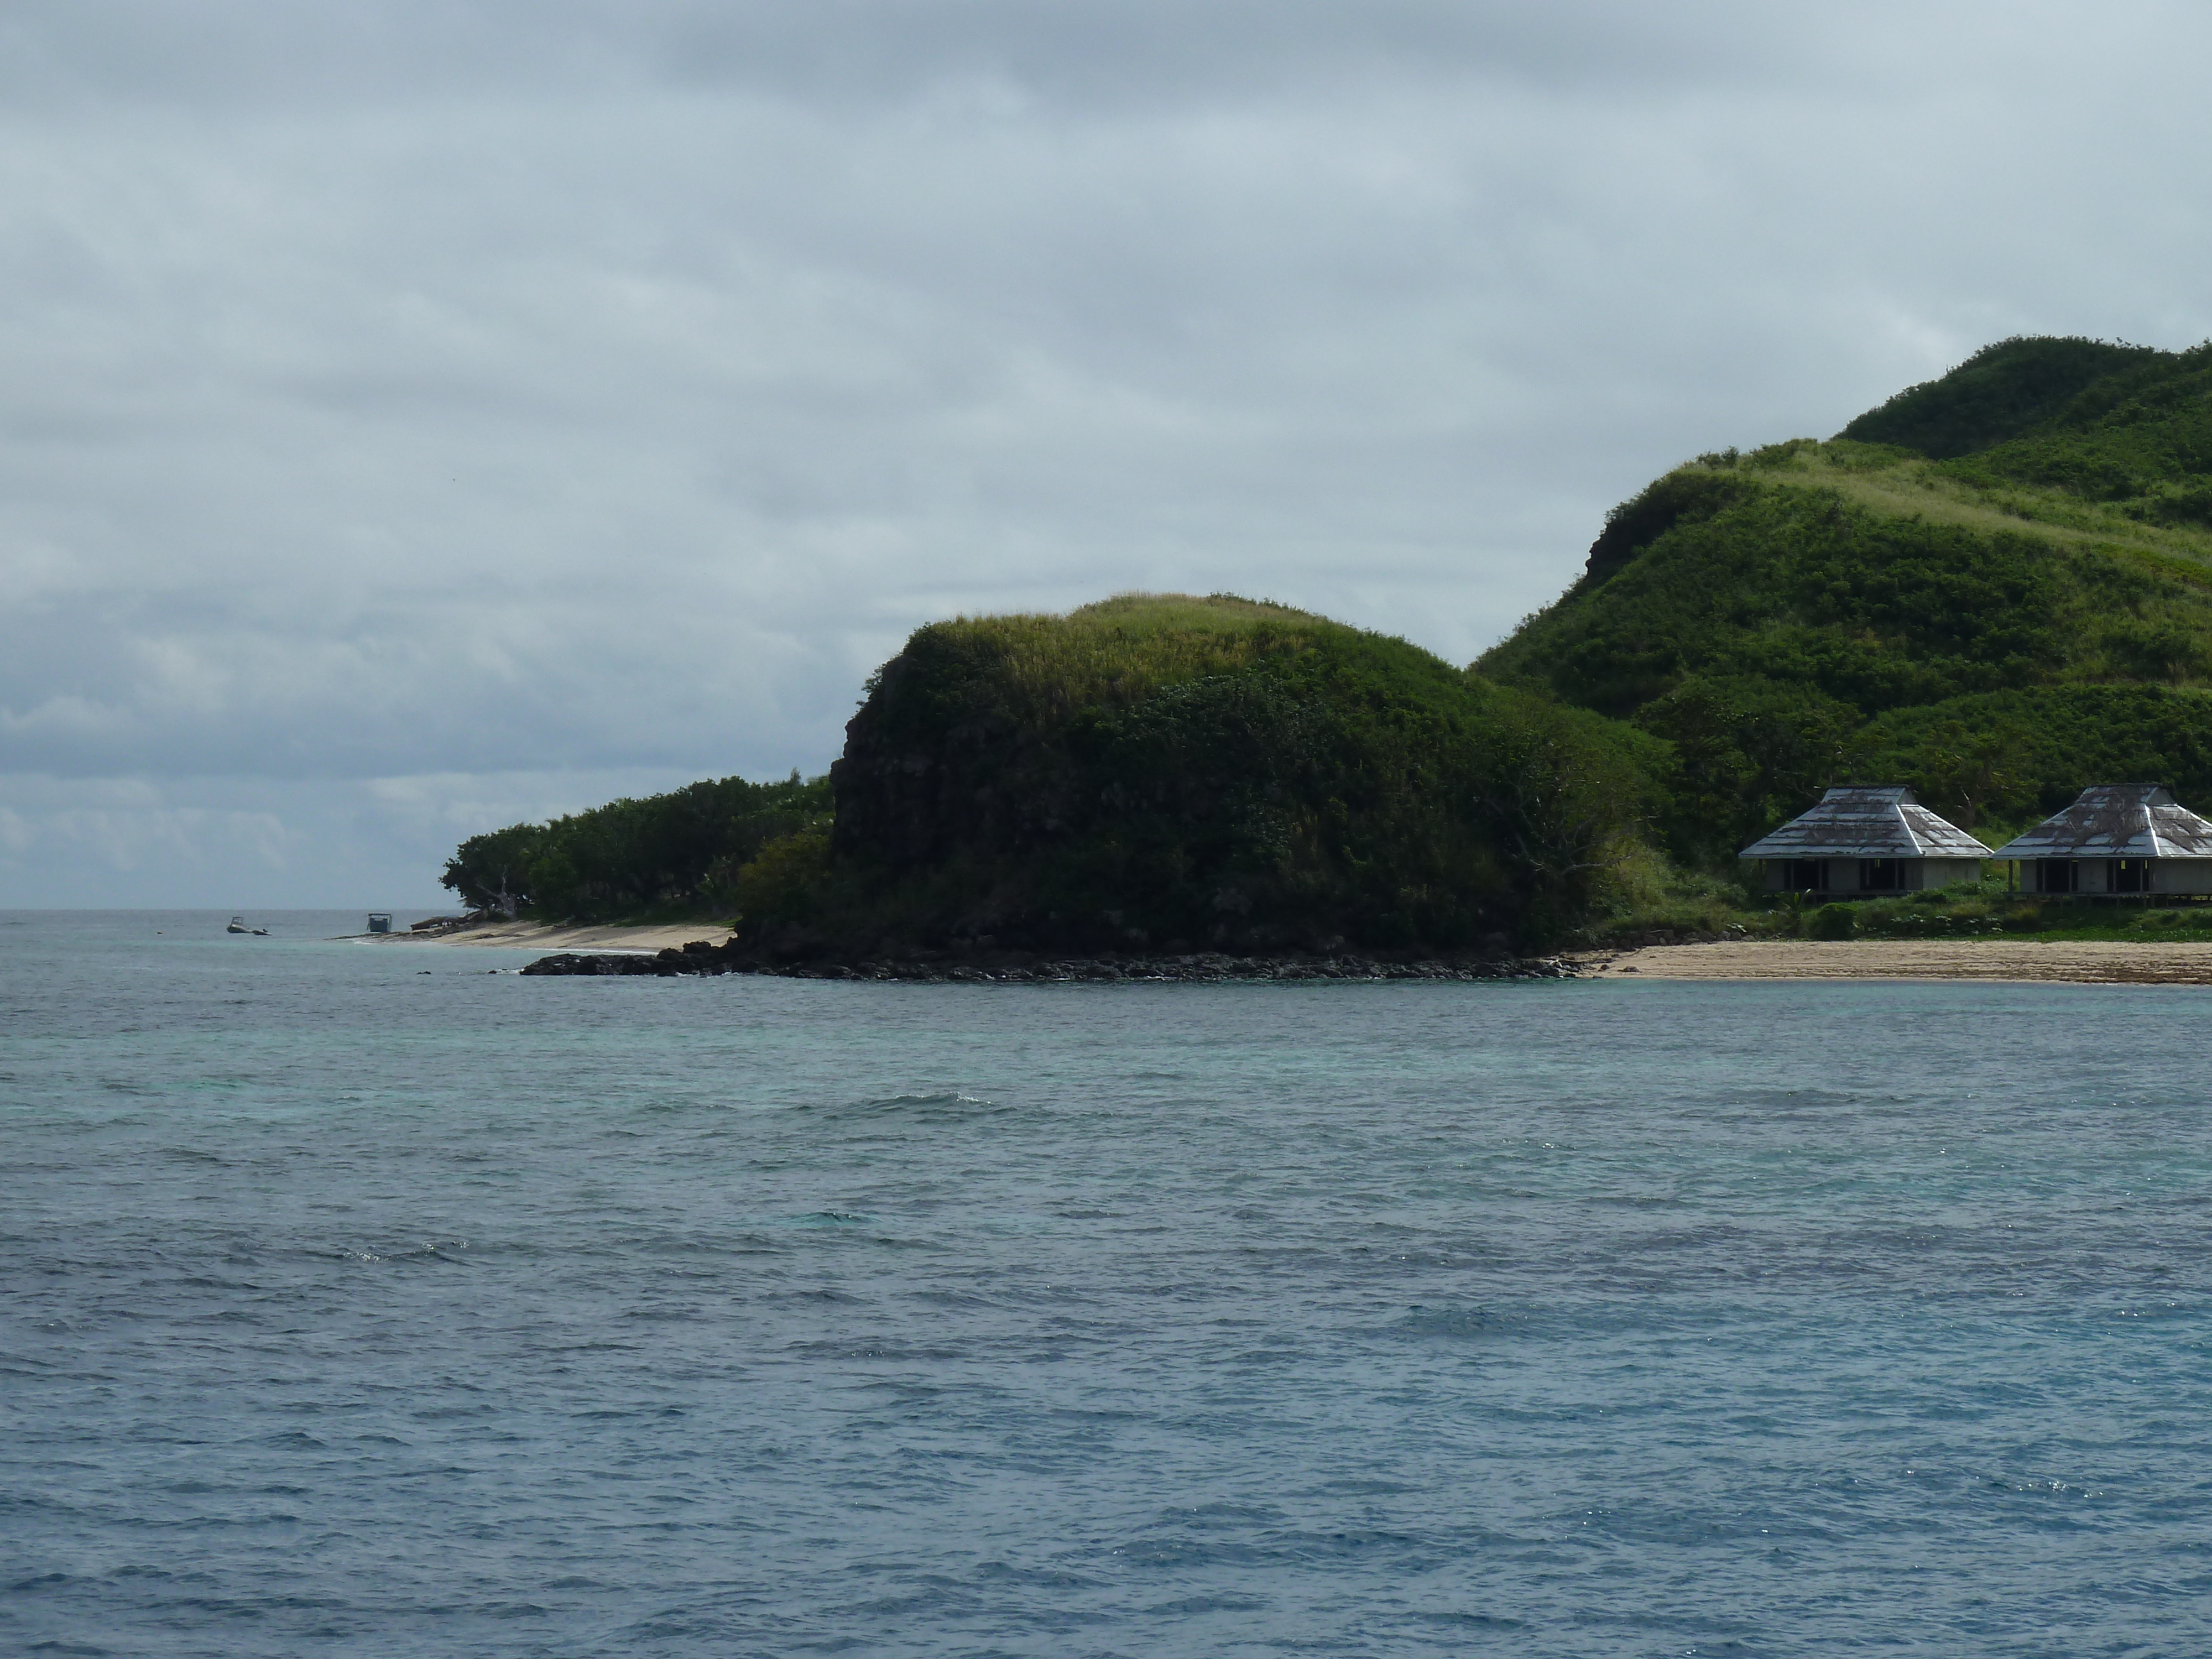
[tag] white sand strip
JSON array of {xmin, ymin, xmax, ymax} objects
[
  {"xmin": 1583, "ymin": 938, "xmax": 2212, "ymax": 984},
  {"xmin": 367, "ymin": 920, "xmax": 734, "ymax": 952}
]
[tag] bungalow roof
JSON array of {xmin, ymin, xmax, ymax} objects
[
  {"xmin": 1987, "ymin": 785, "xmax": 2212, "ymax": 859},
  {"xmin": 1738, "ymin": 786, "xmax": 1990, "ymax": 860}
]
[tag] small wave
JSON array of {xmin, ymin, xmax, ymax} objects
[
  {"xmin": 795, "ymin": 1091, "xmax": 1019, "ymax": 1125},
  {"xmin": 331, "ymin": 1239, "xmax": 473, "ymax": 1265},
  {"xmin": 783, "ymin": 1339, "xmax": 968, "ymax": 1361},
  {"xmin": 1416, "ymin": 1610, "xmax": 1530, "ymax": 1631},
  {"xmin": 637, "ymin": 1231, "xmax": 787, "ymax": 1258},
  {"xmin": 1394, "ymin": 1305, "xmax": 1501, "ymax": 1340},
  {"xmin": 906, "ymin": 1288, "xmax": 1003, "ymax": 1310},
  {"xmin": 1139, "ymin": 1593, "xmax": 1274, "ymax": 1615}
]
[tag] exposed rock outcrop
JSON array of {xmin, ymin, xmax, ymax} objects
[{"xmin": 519, "ymin": 938, "xmax": 1586, "ymax": 983}]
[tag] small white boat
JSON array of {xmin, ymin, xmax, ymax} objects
[{"xmin": 226, "ymin": 916, "xmax": 269, "ymax": 936}]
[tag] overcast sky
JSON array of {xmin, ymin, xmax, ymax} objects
[{"xmin": 4, "ymin": 1, "xmax": 2209, "ymax": 907}]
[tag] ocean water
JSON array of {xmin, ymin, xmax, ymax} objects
[{"xmin": 4, "ymin": 910, "xmax": 2209, "ymax": 1658}]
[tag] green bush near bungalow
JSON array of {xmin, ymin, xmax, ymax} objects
[
  {"xmin": 1841, "ymin": 885, "xmax": 2212, "ymax": 943},
  {"xmin": 1600, "ymin": 870, "xmax": 2212, "ymax": 947}
]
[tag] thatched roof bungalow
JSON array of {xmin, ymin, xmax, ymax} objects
[
  {"xmin": 1739, "ymin": 786, "xmax": 1987, "ymax": 895},
  {"xmin": 1988, "ymin": 785, "xmax": 2212, "ymax": 895}
]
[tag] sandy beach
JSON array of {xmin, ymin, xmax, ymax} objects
[
  {"xmin": 375, "ymin": 921, "xmax": 2212, "ymax": 983},
  {"xmin": 1587, "ymin": 938, "xmax": 2212, "ymax": 984},
  {"xmin": 371, "ymin": 919, "xmax": 735, "ymax": 952}
]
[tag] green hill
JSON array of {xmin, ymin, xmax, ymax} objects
[
  {"xmin": 738, "ymin": 594, "xmax": 1657, "ymax": 955},
  {"xmin": 1478, "ymin": 335, "xmax": 2212, "ymax": 854}
]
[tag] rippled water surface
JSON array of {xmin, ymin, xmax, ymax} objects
[{"xmin": 6, "ymin": 910, "xmax": 2211, "ymax": 1656}]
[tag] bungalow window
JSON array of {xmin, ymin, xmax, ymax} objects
[
  {"xmin": 1778, "ymin": 860, "xmax": 1827, "ymax": 892},
  {"xmin": 1859, "ymin": 859, "xmax": 1904, "ymax": 891},
  {"xmin": 2112, "ymin": 858, "xmax": 2149, "ymax": 893},
  {"xmin": 2036, "ymin": 859, "xmax": 2078, "ymax": 894}
]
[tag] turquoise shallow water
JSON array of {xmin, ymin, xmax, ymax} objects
[{"xmin": 4, "ymin": 910, "xmax": 2210, "ymax": 1656}]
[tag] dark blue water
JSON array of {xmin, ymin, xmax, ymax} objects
[{"xmin": 5, "ymin": 911, "xmax": 2210, "ymax": 1656}]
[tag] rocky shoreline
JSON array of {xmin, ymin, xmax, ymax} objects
[{"xmin": 519, "ymin": 939, "xmax": 1586, "ymax": 983}]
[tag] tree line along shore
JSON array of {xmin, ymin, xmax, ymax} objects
[{"xmin": 438, "ymin": 335, "xmax": 2212, "ymax": 967}]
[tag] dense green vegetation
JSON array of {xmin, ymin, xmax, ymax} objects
[
  {"xmin": 440, "ymin": 772, "xmax": 829, "ymax": 922},
  {"xmin": 778, "ymin": 594, "xmax": 1660, "ymax": 953},
  {"xmin": 1858, "ymin": 685, "xmax": 2212, "ymax": 833},
  {"xmin": 446, "ymin": 334, "xmax": 2212, "ymax": 953}
]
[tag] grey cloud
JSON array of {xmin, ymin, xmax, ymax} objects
[
  {"xmin": 1, "ymin": 1, "xmax": 2210, "ymax": 902},
  {"xmin": 2, "ymin": 1, "xmax": 1901, "ymax": 111},
  {"xmin": 14, "ymin": 0, "xmax": 2152, "ymax": 118}
]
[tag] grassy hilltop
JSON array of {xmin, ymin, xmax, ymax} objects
[{"xmin": 446, "ymin": 335, "xmax": 2212, "ymax": 952}]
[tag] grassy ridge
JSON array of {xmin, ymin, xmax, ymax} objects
[
  {"xmin": 1481, "ymin": 447, "xmax": 2212, "ymax": 718},
  {"xmin": 1478, "ymin": 336, "xmax": 2212, "ymax": 862}
]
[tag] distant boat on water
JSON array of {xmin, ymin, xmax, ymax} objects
[{"xmin": 226, "ymin": 916, "xmax": 269, "ymax": 936}]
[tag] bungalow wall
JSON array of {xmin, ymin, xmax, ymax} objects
[
  {"xmin": 2153, "ymin": 859, "xmax": 2212, "ymax": 894},
  {"xmin": 2025, "ymin": 857, "xmax": 2212, "ymax": 895},
  {"xmin": 1764, "ymin": 857, "xmax": 1981, "ymax": 895}
]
